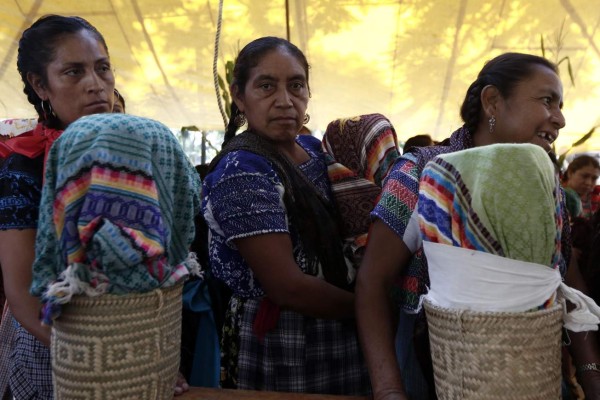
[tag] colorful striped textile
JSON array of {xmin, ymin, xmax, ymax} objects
[
  {"xmin": 31, "ymin": 114, "xmax": 202, "ymax": 320},
  {"xmin": 322, "ymin": 114, "xmax": 399, "ymax": 251},
  {"xmin": 418, "ymin": 143, "xmax": 563, "ymax": 270},
  {"xmin": 371, "ymin": 126, "xmax": 474, "ymax": 312}
]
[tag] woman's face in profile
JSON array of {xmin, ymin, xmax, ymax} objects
[
  {"xmin": 492, "ymin": 64, "xmax": 565, "ymax": 153},
  {"xmin": 234, "ymin": 48, "xmax": 309, "ymax": 145},
  {"xmin": 30, "ymin": 30, "xmax": 115, "ymax": 129}
]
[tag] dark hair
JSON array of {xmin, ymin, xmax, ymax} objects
[
  {"xmin": 403, "ymin": 134, "xmax": 434, "ymax": 154},
  {"xmin": 113, "ymin": 88, "xmax": 126, "ymax": 112},
  {"xmin": 223, "ymin": 36, "xmax": 310, "ymax": 147},
  {"xmin": 459, "ymin": 53, "xmax": 558, "ymax": 135},
  {"xmin": 564, "ymin": 154, "xmax": 600, "ymax": 181},
  {"xmin": 17, "ymin": 14, "xmax": 109, "ymax": 128}
]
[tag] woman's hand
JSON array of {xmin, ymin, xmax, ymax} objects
[{"xmin": 173, "ymin": 372, "xmax": 189, "ymax": 396}]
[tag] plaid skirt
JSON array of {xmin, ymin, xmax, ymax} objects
[
  {"xmin": 9, "ymin": 325, "xmax": 52, "ymax": 400},
  {"xmin": 221, "ymin": 296, "xmax": 371, "ymax": 395},
  {"xmin": 0, "ymin": 303, "xmax": 15, "ymax": 399}
]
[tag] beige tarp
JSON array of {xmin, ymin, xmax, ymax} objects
[{"xmin": 1, "ymin": 0, "xmax": 600, "ymax": 155}]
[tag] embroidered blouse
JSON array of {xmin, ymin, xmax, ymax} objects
[{"xmin": 202, "ymin": 134, "xmax": 331, "ymax": 298}]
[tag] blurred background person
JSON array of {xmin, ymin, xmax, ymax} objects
[{"xmin": 563, "ymin": 155, "xmax": 600, "ymax": 220}]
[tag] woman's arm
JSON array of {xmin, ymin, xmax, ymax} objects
[
  {"xmin": 0, "ymin": 229, "xmax": 51, "ymax": 346},
  {"xmin": 355, "ymin": 219, "xmax": 412, "ymax": 400},
  {"xmin": 565, "ymin": 252, "xmax": 600, "ymax": 400},
  {"xmin": 234, "ymin": 232, "xmax": 354, "ymax": 319}
]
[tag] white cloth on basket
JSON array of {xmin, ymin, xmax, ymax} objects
[{"xmin": 423, "ymin": 241, "xmax": 600, "ymax": 332}]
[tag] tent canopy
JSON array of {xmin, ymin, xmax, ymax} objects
[{"xmin": 2, "ymin": 0, "xmax": 600, "ymax": 155}]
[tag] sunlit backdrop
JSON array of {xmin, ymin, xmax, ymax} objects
[{"xmin": 2, "ymin": 0, "xmax": 600, "ymax": 161}]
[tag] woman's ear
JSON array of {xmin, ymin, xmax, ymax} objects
[
  {"xmin": 27, "ymin": 72, "xmax": 48, "ymax": 100},
  {"xmin": 230, "ymin": 84, "xmax": 244, "ymax": 113},
  {"xmin": 480, "ymin": 84, "xmax": 501, "ymax": 118}
]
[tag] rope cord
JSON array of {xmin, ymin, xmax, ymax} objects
[{"xmin": 212, "ymin": 0, "xmax": 228, "ymax": 130}]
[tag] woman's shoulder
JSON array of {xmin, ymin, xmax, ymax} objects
[{"xmin": 204, "ymin": 149, "xmax": 280, "ymax": 187}]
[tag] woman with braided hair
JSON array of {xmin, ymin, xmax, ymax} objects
[
  {"xmin": 0, "ymin": 15, "xmax": 114, "ymax": 399},
  {"xmin": 201, "ymin": 36, "xmax": 371, "ymax": 394},
  {"xmin": 356, "ymin": 52, "xmax": 600, "ymax": 400}
]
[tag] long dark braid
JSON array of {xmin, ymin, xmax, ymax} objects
[
  {"xmin": 210, "ymin": 131, "xmax": 351, "ymax": 291},
  {"xmin": 223, "ymin": 102, "xmax": 241, "ymax": 148},
  {"xmin": 459, "ymin": 79, "xmax": 483, "ymax": 135}
]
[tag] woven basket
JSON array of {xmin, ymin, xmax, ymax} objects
[
  {"xmin": 51, "ymin": 283, "xmax": 183, "ymax": 400},
  {"xmin": 424, "ymin": 299, "xmax": 563, "ymax": 400}
]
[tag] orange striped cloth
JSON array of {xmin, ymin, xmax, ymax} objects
[{"xmin": 322, "ymin": 113, "xmax": 399, "ymax": 257}]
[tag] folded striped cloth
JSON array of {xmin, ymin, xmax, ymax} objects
[
  {"xmin": 417, "ymin": 143, "xmax": 563, "ymax": 311},
  {"xmin": 322, "ymin": 113, "xmax": 399, "ymax": 253},
  {"xmin": 31, "ymin": 114, "xmax": 202, "ymax": 323},
  {"xmin": 418, "ymin": 143, "xmax": 562, "ymax": 267}
]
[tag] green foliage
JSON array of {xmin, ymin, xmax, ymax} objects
[
  {"xmin": 541, "ymin": 18, "xmax": 595, "ymax": 162},
  {"xmin": 540, "ymin": 19, "xmax": 575, "ymax": 86},
  {"xmin": 557, "ymin": 125, "xmax": 598, "ymax": 166}
]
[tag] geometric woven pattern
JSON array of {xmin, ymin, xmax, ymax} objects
[
  {"xmin": 51, "ymin": 283, "xmax": 183, "ymax": 400},
  {"xmin": 424, "ymin": 300, "xmax": 563, "ymax": 400}
]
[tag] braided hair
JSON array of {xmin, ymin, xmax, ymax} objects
[
  {"xmin": 17, "ymin": 15, "xmax": 109, "ymax": 129},
  {"xmin": 223, "ymin": 36, "xmax": 311, "ymax": 148},
  {"xmin": 459, "ymin": 53, "xmax": 558, "ymax": 135}
]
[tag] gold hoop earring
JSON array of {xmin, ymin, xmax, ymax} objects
[
  {"xmin": 488, "ymin": 115, "xmax": 496, "ymax": 134},
  {"xmin": 303, "ymin": 114, "xmax": 310, "ymax": 124}
]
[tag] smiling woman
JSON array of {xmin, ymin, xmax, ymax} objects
[
  {"xmin": 354, "ymin": 52, "xmax": 588, "ymax": 400},
  {"xmin": 0, "ymin": 15, "xmax": 114, "ymax": 399}
]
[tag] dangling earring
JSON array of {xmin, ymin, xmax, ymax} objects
[
  {"xmin": 234, "ymin": 112, "xmax": 246, "ymax": 128},
  {"xmin": 303, "ymin": 113, "xmax": 310, "ymax": 124},
  {"xmin": 41, "ymin": 100, "xmax": 55, "ymax": 121},
  {"xmin": 488, "ymin": 115, "xmax": 496, "ymax": 134}
]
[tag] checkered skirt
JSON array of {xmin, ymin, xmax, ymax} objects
[
  {"xmin": 8, "ymin": 325, "xmax": 52, "ymax": 400},
  {"xmin": 221, "ymin": 296, "xmax": 371, "ymax": 395}
]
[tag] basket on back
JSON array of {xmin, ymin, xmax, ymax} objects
[
  {"xmin": 415, "ymin": 144, "xmax": 600, "ymax": 399},
  {"xmin": 29, "ymin": 115, "xmax": 203, "ymax": 400},
  {"xmin": 52, "ymin": 284, "xmax": 183, "ymax": 400},
  {"xmin": 424, "ymin": 300, "xmax": 563, "ymax": 400}
]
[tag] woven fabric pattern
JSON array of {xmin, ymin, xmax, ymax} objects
[
  {"xmin": 52, "ymin": 283, "xmax": 182, "ymax": 400},
  {"xmin": 221, "ymin": 295, "xmax": 371, "ymax": 395},
  {"xmin": 322, "ymin": 113, "xmax": 399, "ymax": 244},
  {"xmin": 32, "ymin": 114, "xmax": 201, "ymax": 300},
  {"xmin": 0, "ymin": 153, "xmax": 44, "ymax": 230},
  {"xmin": 418, "ymin": 143, "xmax": 562, "ymax": 268},
  {"xmin": 424, "ymin": 300, "xmax": 562, "ymax": 400},
  {"xmin": 202, "ymin": 134, "xmax": 330, "ymax": 298},
  {"xmin": 372, "ymin": 127, "xmax": 473, "ymax": 311}
]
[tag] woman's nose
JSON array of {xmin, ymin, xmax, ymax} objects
[{"xmin": 551, "ymin": 108, "xmax": 566, "ymax": 129}]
